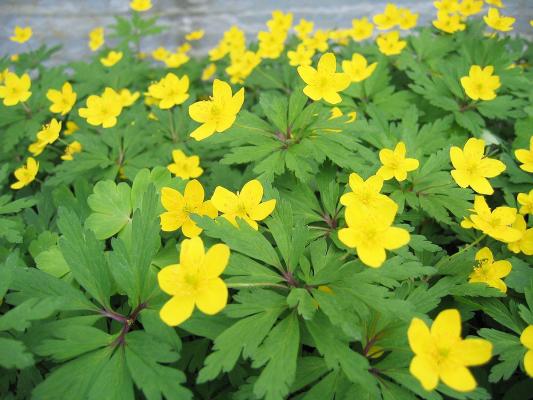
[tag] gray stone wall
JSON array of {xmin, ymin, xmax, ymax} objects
[{"xmin": 1, "ymin": 0, "xmax": 532, "ymax": 64}]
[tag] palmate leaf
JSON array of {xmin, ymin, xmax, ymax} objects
[
  {"xmin": 198, "ymin": 289, "xmax": 287, "ymax": 383},
  {"xmin": 252, "ymin": 312, "xmax": 301, "ymax": 400},
  {"xmin": 0, "ymin": 336, "xmax": 34, "ymax": 369}
]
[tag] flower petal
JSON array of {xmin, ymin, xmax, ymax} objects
[
  {"xmin": 160, "ymin": 295, "xmax": 195, "ymax": 326},
  {"xmin": 195, "ymin": 278, "xmax": 228, "ymax": 315}
]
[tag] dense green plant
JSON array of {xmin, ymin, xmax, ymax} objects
[{"xmin": 0, "ymin": 2, "xmax": 532, "ymax": 399}]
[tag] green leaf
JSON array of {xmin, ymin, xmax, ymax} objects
[
  {"xmin": 57, "ymin": 207, "xmax": 112, "ymax": 308},
  {"xmin": 0, "ymin": 336, "xmax": 34, "ymax": 369},
  {"xmin": 252, "ymin": 312, "xmax": 300, "ymax": 400},
  {"xmin": 86, "ymin": 180, "xmax": 132, "ymax": 240}
]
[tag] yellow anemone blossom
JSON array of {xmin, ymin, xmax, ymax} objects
[
  {"xmin": 338, "ymin": 203, "xmax": 409, "ymax": 268},
  {"xmin": 201, "ymin": 63, "xmax": 216, "ymax": 81},
  {"xmin": 61, "ymin": 141, "xmax": 82, "ymax": 161},
  {"xmin": 467, "ymin": 196, "xmax": 522, "ymax": 243},
  {"xmin": 118, "ymin": 89, "xmax": 140, "ymax": 107},
  {"xmin": 460, "ymin": 65, "xmax": 500, "ymax": 101},
  {"xmin": 468, "ymin": 247, "xmax": 512, "ymax": 293},
  {"xmin": 507, "ymin": 215, "xmax": 533, "ymax": 255},
  {"xmin": 342, "ymin": 53, "xmax": 377, "ymax": 83},
  {"xmin": 287, "ymin": 45, "xmax": 315, "ymax": 67},
  {"xmin": 148, "ymin": 73, "xmax": 190, "ymax": 109},
  {"xmin": 64, "ymin": 121, "xmax": 79, "ymax": 136},
  {"xmin": 11, "ymin": 157, "xmax": 39, "ymax": 190},
  {"xmin": 46, "ymin": 82, "xmax": 77, "ymax": 115},
  {"xmin": 78, "ymin": 88, "xmax": 123, "ymax": 128},
  {"xmin": 340, "ymin": 173, "xmax": 398, "ymax": 214},
  {"xmin": 185, "ymin": 30, "xmax": 204, "ymax": 41},
  {"xmin": 434, "ymin": 0, "xmax": 459, "ymax": 13},
  {"xmin": 373, "ymin": 4, "xmax": 401, "ymax": 30},
  {"xmin": 376, "ymin": 31, "xmax": 407, "ymax": 56},
  {"xmin": 485, "ymin": 0, "xmax": 504, "ymax": 7},
  {"xmin": 450, "ymin": 137, "xmax": 506, "ymax": 195},
  {"xmin": 28, "ymin": 140, "xmax": 47, "ymax": 157},
  {"xmin": 520, "ymin": 326, "xmax": 533, "ymax": 378},
  {"xmin": 10, "ymin": 26, "xmax": 32, "ymax": 44},
  {"xmin": 515, "ymin": 136, "xmax": 533, "ymax": 173},
  {"xmin": 0, "ymin": 72, "xmax": 31, "ymax": 106},
  {"xmin": 188, "ymin": 79, "xmax": 244, "ymax": 141},
  {"xmin": 294, "ymin": 19, "xmax": 314, "ymax": 39},
  {"xmin": 159, "ymin": 180, "xmax": 217, "ymax": 238},
  {"xmin": 459, "ymin": 0, "xmax": 484, "ymax": 17},
  {"xmin": 433, "ymin": 11, "xmax": 466, "ymax": 33},
  {"xmin": 484, "ymin": 8, "xmax": 515, "ymax": 32},
  {"xmin": 517, "ymin": 190, "xmax": 533, "ymax": 215},
  {"xmin": 130, "ymin": 0, "xmax": 152, "ymax": 12},
  {"xmin": 297, "ymin": 52, "xmax": 350, "ymax": 104},
  {"xmin": 167, "ymin": 150, "xmax": 203, "ymax": 179},
  {"xmin": 88, "ymin": 27, "xmax": 104, "ymax": 51},
  {"xmin": 211, "ymin": 179, "xmax": 276, "ymax": 230},
  {"xmin": 377, "ymin": 141, "xmax": 419, "ymax": 182},
  {"xmin": 36, "ymin": 118, "xmax": 62, "ymax": 145},
  {"xmin": 398, "ymin": 9, "xmax": 419, "ymax": 30},
  {"xmin": 408, "ymin": 309, "xmax": 492, "ymax": 392},
  {"xmin": 351, "ymin": 17, "xmax": 374, "ymax": 41},
  {"xmin": 164, "ymin": 52, "xmax": 190, "ymax": 68},
  {"xmin": 158, "ymin": 236, "xmax": 229, "ymax": 326},
  {"xmin": 100, "ymin": 51, "xmax": 123, "ymax": 67}
]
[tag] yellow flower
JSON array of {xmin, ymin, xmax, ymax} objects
[
  {"xmin": 130, "ymin": 0, "xmax": 152, "ymax": 12},
  {"xmin": 188, "ymin": 79, "xmax": 244, "ymax": 141},
  {"xmin": 287, "ymin": 44, "xmax": 315, "ymax": 67},
  {"xmin": 158, "ymin": 236, "xmax": 229, "ymax": 326},
  {"xmin": 164, "ymin": 52, "xmax": 190, "ymax": 68},
  {"xmin": 36, "ymin": 118, "xmax": 62, "ymax": 145},
  {"xmin": 10, "ymin": 54, "xmax": 19, "ymax": 62},
  {"xmin": 294, "ymin": 19, "xmax": 314, "ymax": 39},
  {"xmin": 10, "ymin": 26, "xmax": 32, "ymax": 44},
  {"xmin": 376, "ymin": 31, "xmax": 407, "ymax": 56},
  {"xmin": 515, "ymin": 136, "xmax": 533, "ymax": 173},
  {"xmin": 61, "ymin": 141, "xmax": 82, "ymax": 161},
  {"xmin": 342, "ymin": 53, "xmax": 377, "ymax": 83},
  {"xmin": 450, "ymin": 137, "xmax": 505, "ymax": 195},
  {"xmin": 338, "ymin": 203, "xmax": 409, "ymax": 268},
  {"xmin": 408, "ymin": 309, "xmax": 492, "ymax": 392},
  {"xmin": 267, "ymin": 10, "xmax": 293, "ymax": 33},
  {"xmin": 211, "ymin": 179, "xmax": 276, "ymax": 230},
  {"xmin": 467, "ymin": 195, "xmax": 522, "ymax": 243},
  {"xmin": 520, "ymin": 326, "xmax": 533, "ymax": 378},
  {"xmin": 152, "ymin": 47, "xmax": 170, "ymax": 61},
  {"xmin": 201, "ymin": 63, "xmax": 216, "ymax": 81},
  {"xmin": 518, "ymin": 190, "xmax": 533, "ymax": 215},
  {"xmin": 167, "ymin": 150, "xmax": 203, "ymax": 179},
  {"xmin": 459, "ymin": 0, "xmax": 484, "ymax": 17},
  {"xmin": 257, "ymin": 30, "xmax": 286, "ymax": 59},
  {"xmin": 398, "ymin": 8, "xmax": 419, "ymax": 30},
  {"xmin": 340, "ymin": 173, "xmax": 398, "ymax": 214},
  {"xmin": 64, "ymin": 121, "xmax": 79, "ymax": 136},
  {"xmin": 46, "ymin": 82, "xmax": 77, "ymax": 115},
  {"xmin": 177, "ymin": 43, "xmax": 191, "ymax": 54},
  {"xmin": 100, "ymin": 51, "xmax": 123, "ymax": 67},
  {"xmin": 468, "ymin": 247, "xmax": 512, "ymax": 293},
  {"xmin": 373, "ymin": 4, "xmax": 401, "ymax": 30},
  {"xmin": 329, "ymin": 107, "xmax": 343, "ymax": 119},
  {"xmin": 225, "ymin": 50, "xmax": 261, "ymax": 83},
  {"xmin": 88, "ymin": 27, "xmax": 104, "ymax": 51},
  {"xmin": 160, "ymin": 180, "xmax": 217, "ymax": 237},
  {"xmin": 118, "ymin": 89, "xmax": 140, "ymax": 107},
  {"xmin": 460, "ymin": 65, "xmax": 500, "ymax": 101},
  {"xmin": 302, "ymin": 30, "xmax": 329, "ymax": 52},
  {"xmin": 0, "ymin": 72, "xmax": 31, "ymax": 106},
  {"xmin": 185, "ymin": 30, "xmax": 204, "ymax": 41},
  {"xmin": 78, "ymin": 88, "xmax": 123, "ymax": 128},
  {"xmin": 148, "ymin": 73, "xmax": 190, "ymax": 109},
  {"xmin": 350, "ymin": 17, "xmax": 374, "ymax": 41},
  {"xmin": 507, "ymin": 215, "xmax": 533, "ymax": 255},
  {"xmin": 11, "ymin": 157, "xmax": 39, "ymax": 190},
  {"xmin": 297, "ymin": 52, "xmax": 350, "ymax": 104},
  {"xmin": 484, "ymin": 8, "xmax": 515, "ymax": 32},
  {"xmin": 434, "ymin": 0, "xmax": 460, "ymax": 13},
  {"xmin": 433, "ymin": 11, "xmax": 466, "ymax": 33},
  {"xmin": 28, "ymin": 140, "xmax": 47, "ymax": 157},
  {"xmin": 377, "ymin": 141, "xmax": 419, "ymax": 182}
]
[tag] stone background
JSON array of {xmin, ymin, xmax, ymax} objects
[{"xmin": 0, "ymin": 0, "xmax": 531, "ymax": 64}]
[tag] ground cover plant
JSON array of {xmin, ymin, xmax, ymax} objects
[{"xmin": 0, "ymin": 0, "xmax": 533, "ymax": 398}]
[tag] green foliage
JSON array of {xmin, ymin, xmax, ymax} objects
[{"xmin": 0, "ymin": 7, "xmax": 532, "ymax": 400}]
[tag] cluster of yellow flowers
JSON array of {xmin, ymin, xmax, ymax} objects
[
  {"xmin": 433, "ymin": 0, "xmax": 515, "ymax": 33},
  {"xmin": 338, "ymin": 142, "xmax": 418, "ymax": 267}
]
